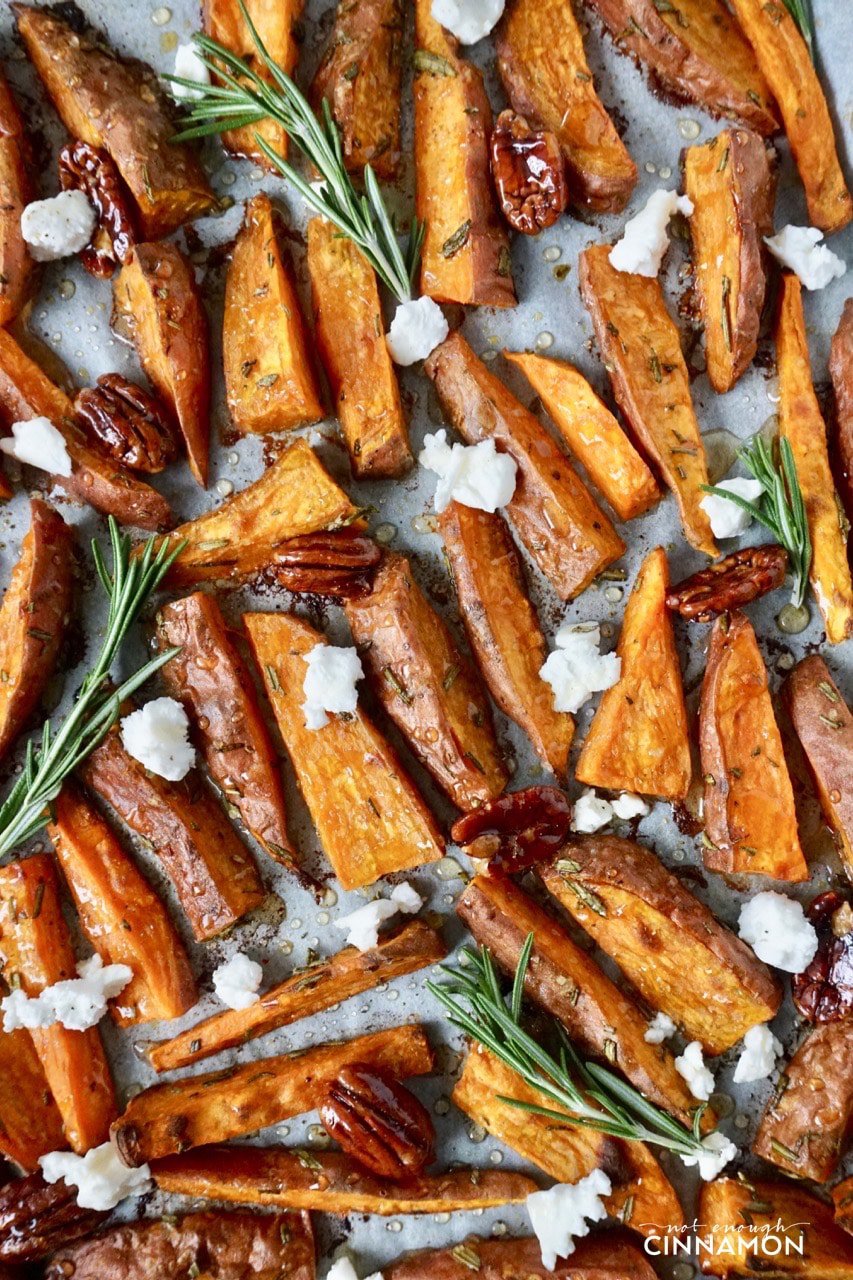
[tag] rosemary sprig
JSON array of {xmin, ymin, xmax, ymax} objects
[
  {"xmin": 169, "ymin": 0, "xmax": 423, "ymax": 302},
  {"xmin": 428, "ymin": 935, "xmax": 708, "ymax": 1162},
  {"xmin": 702, "ymin": 435, "xmax": 812, "ymax": 608},
  {"xmin": 0, "ymin": 519, "xmax": 183, "ymax": 858},
  {"xmin": 781, "ymin": 0, "xmax": 814, "ymax": 58}
]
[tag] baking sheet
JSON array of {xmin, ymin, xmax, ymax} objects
[{"xmin": 0, "ymin": 0, "xmax": 852, "ymax": 1275}]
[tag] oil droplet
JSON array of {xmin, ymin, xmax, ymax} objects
[
  {"xmin": 759, "ymin": 413, "xmax": 779, "ymax": 444},
  {"xmin": 290, "ymin": 917, "xmax": 302, "ymax": 930},
  {"xmin": 434, "ymin": 1097, "xmax": 451, "ymax": 1115},
  {"xmin": 766, "ymin": 377, "xmax": 781, "ymax": 405},
  {"xmin": 776, "ymin": 651, "xmax": 795, "ymax": 672},
  {"xmin": 411, "ymin": 513, "xmax": 437, "ymax": 534},
  {"xmin": 489, "ymin": 1149, "xmax": 503, "ymax": 1164},
  {"xmin": 535, "ymin": 331, "xmax": 554, "ymax": 350},
  {"xmin": 644, "ymin": 161, "xmax": 657, "ymax": 174},
  {"xmin": 280, "ymin": 940, "xmax": 294, "ymax": 956},
  {"xmin": 316, "ymin": 911, "xmax": 330, "ymax": 926},
  {"xmin": 229, "ymin": 451, "xmax": 240, "ymax": 465},
  {"xmin": 672, "ymin": 1265, "xmax": 696, "ymax": 1280},
  {"xmin": 307, "ymin": 1124, "xmax": 331, "ymax": 1146},
  {"xmin": 221, "ymin": 170, "xmax": 237, "ymax": 187},
  {"xmin": 604, "ymin": 585, "xmax": 623, "ymax": 604},
  {"xmin": 375, "ymin": 522, "xmax": 396, "ymax": 545},
  {"xmin": 435, "ymin": 857, "xmax": 464, "ymax": 879},
  {"xmin": 151, "ymin": 5, "xmax": 171, "ymax": 23},
  {"xmin": 160, "ymin": 30, "xmax": 178, "ymax": 52},
  {"xmin": 701, "ymin": 428, "xmax": 740, "ymax": 485},
  {"xmin": 733, "ymin": 1112, "xmax": 749, "ymax": 1130},
  {"xmin": 278, "ymin": 1124, "xmax": 290, "ymax": 1138},
  {"xmin": 659, "ymin": 166, "xmax": 672, "ymax": 180},
  {"xmin": 777, "ymin": 602, "xmax": 810, "ymax": 635},
  {"xmin": 58, "ymin": 279, "xmax": 75, "ymax": 300},
  {"xmin": 543, "ymin": 245, "xmax": 561, "ymax": 262},
  {"xmin": 216, "ymin": 479, "xmax": 234, "ymax": 498},
  {"xmin": 481, "ymin": 349, "xmax": 498, "ymax": 362},
  {"xmin": 386, "ymin": 1221, "xmax": 403, "ymax": 1233},
  {"xmin": 434, "ymin": 1212, "xmax": 451, "ymax": 1224},
  {"xmin": 492, "ymin": 1221, "xmax": 508, "ymax": 1237},
  {"xmin": 322, "ymin": 887, "xmax": 338, "ymax": 908},
  {"xmin": 710, "ymin": 1092, "xmax": 734, "ymax": 1118},
  {"xmin": 467, "ymin": 1124, "xmax": 487, "ymax": 1143},
  {"xmin": 678, "ymin": 118, "xmax": 701, "ymax": 141}
]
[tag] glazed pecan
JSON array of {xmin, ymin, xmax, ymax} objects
[
  {"xmin": 489, "ymin": 110, "xmax": 568, "ymax": 236},
  {"xmin": 272, "ymin": 529, "xmax": 382, "ymax": 598},
  {"xmin": 792, "ymin": 890, "xmax": 853, "ymax": 1024},
  {"xmin": 74, "ymin": 373, "xmax": 179, "ymax": 473},
  {"xmin": 451, "ymin": 785, "xmax": 572, "ymax": 872},
  {"xmin": 321, "ymin": 1063, "xmax": 434, "ymax": 1179},
  {"xmin": 0, "ymin": 1172, "xmax": 105, "ymax": 1263},
  {"xmin": 665, "ymin": 545, "xmax": 788, "ymax": 622},
  {"xmin": 58, "ymin": 139, "xmax": 137, "ymax": 277}
]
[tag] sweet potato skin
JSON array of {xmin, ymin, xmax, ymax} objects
[
  {"xmin": 0, "ymin": 1026, "xmax": 65, "ymax": 1172},
  {"xmin": 834, "ymin": 1179, "xmax": 853, "ymax": 1237},
  {"xmin": 540, "ymin": 834, "xmax": 782, "ymax": 1054},
  {"xmin": 0, "ymin": 72, "xmax": 35, "ymax": 327},
  {"xmin": 830, "ymin": 300, "xmax": 853, "ymax": 527},
  {"xmin": 386, "ymin": 1233, "xmax": 658, "ymax": 1280}
]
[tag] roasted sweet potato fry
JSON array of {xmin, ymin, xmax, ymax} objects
[
  {"xmin": 426, "ymin": 334, "xmax": 625, "ymax": 598},
  {"xmin": 385, "ymin": 1234, "xmax": 657, "ymax": 1280},
  {"xmin": 414, "ymin": 0, "xmax": 514, "ymax": 307},
  {"xmin": 0, "ymin": 855, "xmax": 117, "ymax": 1154},
  {"xmin": 834, "ymin": 1179, "xmax": 853, "ymax": 1237},
  {"xmin": 831, "ymin": 299, "xmax": 853, "ymax": 526},
  {"xmin": 245, "ymin": 611, "xmax": 443, "ymax": 888},
  {"xmin": 540, "ymin": 834, "xmax": 781, "ymax": 1054},
  {"xmin": 684, "ymin": 130, "xmax": 775, "ymax": 393},
  {"xmin": 576, "ymin": 548, "xmax": 692, "ymax": 801},
  {"xmin": 0, "ymin": 1026, "xmax": 65, "ymax": 1171},
  {"xmin": 0, "ymin": 72, "xmax": 34, "ymax": 327},
  {"xmin": 112, "ymin": 1023, "xmax": 433, "ymax": 1165},
  {"xmin": 496, "ymin": 0, "xmax": 637, "ymax": 213}
]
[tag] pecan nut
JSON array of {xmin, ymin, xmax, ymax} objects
[
  {"xmin": 320, "ymin": 1063, "xmax": 435, "ymax": 1179},
  {"xmin": 74, "ymin": 373, "xmax": 179, "ymax": 473},
  {"xmin": 58, "ymin": 140, "xmax": 137, "ymax": 278},
  {"xmin": 451, "ymin": 785, "xmax": 572, "ymax": 872},
  {"xmin": 792, "ymin": 890, "xmax": 853, "ymax": 1024},
  {"xmin": 0, "ymin": 1172, "xmax": 106, "ymax": 1263},
  {"xmin": 489, "ymin": 110, "xmax": 568, "ymax": 236},
  {"xmin": 665, "ymin": 545, "xmax": 788, "ymax": 623},
  {"xmin": 272, "ymin": 529, "xmax": 382, "ymax": 598}
]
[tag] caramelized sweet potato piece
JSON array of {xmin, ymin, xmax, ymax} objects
[
  {"xmin": 385, "ymin": 1234, "xmax": 657, "ymax": 1280},
  {"xmin": 0, "ymin": 855, "xmax": 117, "ymax": 1153},
  {"xmin": 834, "ymin": 1179, "xmax": 853, "ymax": 1237},
  {"xmin": 540, "ymin": 834, "xmax": 781, "ymax": 1054},
  {"xmin": 684, "ymin": 129, "xmax": 775, "ymax": 393},
  {"xmin": 0, "ymin": 1027, "xmax": 64, "ymax": 1171},
  {"xmin": 244, "ymin": 611, "xmax": 443, "ymax": 889},
  {"xmin": 0, "ymin": 72, "xmax": 34, "ymax": 326},
  {"xmin": 830, "ymin": 299, "xmax": 853, "ymax": 527},
  {"xmin": 576, "ymin": 548, "xmax": 692, "ymax": 801},
  {"xmin": 496, "ymin": 0, "xmax": 637, "ymax": 213}
]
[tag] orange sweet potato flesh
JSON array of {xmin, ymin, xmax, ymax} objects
[
  {"xmin": 426, "ymin": 333, "xmax": 625, "ymax": 599},
  {"xmin": 684, "ymin": 129, "xmax": 776, "ymax": 393},
  {"xmin": 244, "ymin": 610, "xmax": 444, "ymax": 889},
  {"xmin": 439, "ymin": 503, "xmax": 573, "ymax": 777},
  {"xmin": 384, "ymin": 1233, "xmax": 657, "ymax": 1280},
  {"xmin": 0, "ymin": 855, "xmax": 117, "ymax": 1154},
  {"xmin": 147, "ymin": 919, "xmax": 445, "ymax": 1072},
  {"xmin": 0, "ymin": 71, "xmax": 35, "ymax": 327},
  {"xmin": 730, "ymin": 0, "xmax": 852, "ymax": 233},
  {"xmin": 345, "ymin": 555, "xmax": 508, "ymax": 811},
  {"xmin": 496, "ymin": 0, "xmax": 637, "ymax": 214},
  {"xmin": 540, "ymin": 834, "xmax": 781, "ymax": 1054},
  {"xmin": 580, "ymin": 244, "xmax": 717, "ymax": 555},
  {"xmin": 0, "ymin": 1025, "xmax": 65, "ymax": 1171},
  {"xmin": 112, "ymin": 1023, "xmax": 434, "ymax": 1165},
  {"xmin": 504, "ymin": 350, "xmax": 660, "ymax": 522},
  {"xmin": 224, "ymin": 194, "xmax": 323, "ymax": 435},
  {"xmin": 700, "ymin": 611, "xmax": 807, "ymax": 880},
  {"xmin": 778, "ymin": 273, "xmax": 853, "ymax": 644},
  {"xmin": 830, "ymin": 299, "xmax": 853, "ymax": 526},
  {"xmin": 47, "ymin": 785, "xmax": 197, "ymax": 1026},
  {"xmin": 414, "ymin": 0, "xmax": 514, "ymax": 307},
  {"xmin": 576, "ymin": 547, "xmax": 692, "ymax": 800},
  {"xmin": 307, "ymin": 217, "xmax": 411, "ymax": 478}
]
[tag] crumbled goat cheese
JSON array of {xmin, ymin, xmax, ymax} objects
[
  {"xmin": 40, "ymin": 1141, "xmax": 151, "ymax": 1211},
  {"xmin": 609, "ymin": 189, "xmax": 694, "ymax": 277},
  {"xmin": 733, "ymin": 1023, "xmax": 784, "ymax": 1084},
  {"xmin": 431, "ymin": 0, "xmax": 505, "ymax": 43},
  {"xmin": 644, "ymin": 1011, "xmax": 677, "ymax": 1044},
  {"xmin": 764, "ymin": 225, "xmax": 847, "ymax": 291},
  {"xmin": 120, "ymin": 697, "xmax": 196, "ymax": 781},
  {"xmin": 212, "ymin": 952, "xmax": 264, "ymax": 1011},
  {"xmin": 334, "ymin": 881, "xmax": 422, "ymax": 951},
  {"xmin": 571, "ymin": 790, "xmax": 613, "ymax": 834},
  {"xmin": 21, "ymin": 190, "xmax": 97, "ymax": 263},
  {"xmin": 526, "ymin": 1170, "xmax": 612, "ymax": 1269},
  {"xmin": 2, "ymin": 954, "xmax": 132, "ymax": 1033},
  {"xmin": 386, "ymin": 296, "xmax": 449, "ymax": 365},
  {"xmin": 389, "ymin": 882, "xmax": 424, "ymax": 914},
  {"xmin": 738, "ymin": 891, "xmax": 819, "ymax": 973},
  {"xmin": 419, "ymin": 429, "xmax": 517, "ymax": 514},
  {"xmin": 611, "ymin": 792, "xmax": 650, "ymax": 820},
  {"xmin": 327, "ymin": 1258, "xmax": 383, "ymax": 1280},
  {"xmin": 302, "ymin": 643, "xmax": 364, "ymax": 731},
  {"xmin": 171, "ymin": 42, "xmax": 211, "ymax": 100},
  {"xmin": 699, "ymin": 477, "xmax": 763, "ymax": 539},
  {"xmin": 680, "ymin": 1131, "xmax": 739, "ymax": 1182},
  {"xmin": 539, "ymin": 622, "xmax": 621, "ymax": 715},
  {"xmin": 0, "ymin": 417, "xmax": 73, "ymax": 477},
  {"xmin": 675, "ymin": 1040, "xmax": 715, "ymax": 1101}
]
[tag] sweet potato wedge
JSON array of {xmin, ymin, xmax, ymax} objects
[
  {"xmin": 426, "ymin": 334, "xmax": 625, "ymax": 598},
  {"xmin": 13, "ymin": 4, "xmax": 215, "ymax": 238},
  {"xmin": 385, "ymin": 1234, "xmax": 657, "ymax": 1280},
  {"xmin": 0, "ymin": 855, "xmax": 117, "ymax": 1154},
  {"xmin": 0, "ymin": 1026, "xmax": 65, "ymax": 1171},
  {"xmin": 0, "ymin": 72, "xmax": 34, "ymax": 327},
  {"xmin": 0, "ymin": 499, "xmax": 74, "ymax": 761},
  {"xmin": 778, "ymin": 274, "xmax": 853, "ymax": 645},
  {"xmin": 345, "ymin": 554, "xmax": 508, "ymax": 811},
  {"xmin": 540, "ymin": 834, "xmax": 782, "ymax": 1054},
  {"xmin": 80, "ymin": 724, "xmax": 265, "ymax": 941},
  {"xmin": 576, "ymin": 548, "xmax": 692, "ymax": 801},
  {"xmin": 307, "ymin": 217, "xmax": 411, "ymax": 478},
  {"xmin": 245, "ymin": 610, "xmax": 443, "ymax": 889},
  {"xmin": 730, "ymin": 0, "xmax": 852, "ymax": 233},
  {"xmin": 112, "ymin": 1023, "xmax": 433, "ymax": 1165},
  {"xmin": 504, "ymin": 350, "xmax": 660, "ymax": 522},
  {"xmin": 147, "ymin": 919, "xmax": 445, "ymax": 1072},
  {"xmin": 414, "ymin": 0, "xmax": 514, "ymax": 307},
  {"xmin": 496, "ymin": 0, "xmax": 637, "ymax": 213},
  {"xmin": 684, "ymin": 129, "xmax": 776, "ymax": 393},
  {"xmin": 47, "ymin": 785, "xmax": 197, "ymax": 1026},
  {"xmin": 700, "ymin": 611, "xmax": 806, "ymax": 880},
  {"xmin": 224, "ymin": 194, "xmax": 323, "ymax": 435},
  {"xmin": 310, "ymin": 0, "xmax": 403, "ymax": 180},
  {"xmin": 580, "ymin": 244, "xmax": 717, "ymax": 555},
  {"xmin": 834, "ymin": 1179, "xmax": 853, "ymax": 1237},
  {"xmin": 830, "ymin": 299, "xmax": 853, "ymax": 527}
]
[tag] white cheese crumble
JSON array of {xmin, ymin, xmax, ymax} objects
[
  {"xmin": 539, "ymin": 622, "xmax": 620, "ymax": 715},
  {"xmin": 680, "ymin": 1131, "xmax": 739, "ymax": 1182},
  {"xmin": 120, "ymin": 697, "xmax": 196, "ymax": 782},
  {"xmin": 302, "ymin": 643, "xmax": 364, "ymax": 731},
  {"xmin": 171, "ymin": 42, "xmax": 211, "ymax": 100},
  {"xmin": 526, "ymin": 1170, "xmax": 612, "ymax": 1269},
  {"xmin": 40, "ymin": 1141, "xmax": 151, "ymax": 1211},
  {"xmin": 609, "ymin": 189, "xmax": 694, "ymax": 277},
  {"xmin": 733, "ymin": 1023, "xmax": 783, "ymax": 1084},
  {"xmin": 386, "ymin": 297, "xmax": 449, "ymax": 366},
  {"xmin": 611, "ymin": 792, "xmax": 651, "ymax": 820},
  {"xmin": 0, "ymin": 417, "xmax": 73, "ymax": 477},
  {"xmin": 738, "ymin": 891, "xmax": 819, "ymax": 973},
  {"xmin": 699, "ymin": 477, "xmax": 763, "ymax": 539},
  {"xmin": 419, "ymin": 429, "xmax": 517, "ymax": 514},
  {"xmin": 212, "ymin": 952, "xmax": 264, "ymax": 1011},
  {"xmin": 2, "ymin": 954, "xmax": 132, "ymax": 1033},
  {"xmin": 571, "ymin": 789, "xmax": 613, "ymax": 834},
  {"xmin": 644, "ymin": 1011, "xmax": 677, "ymax": 1044},
  {"xmin": 764, "ymin": 225, "xmax": 847, "ymax": 292},
  {"xmin": 431, "ymin": 0, "xmax": 505, "ymax": 43},
  {"xmin": 21, "ymin": 189, "xmax": 97, "ymax": 263},
  {"xmin": 334, "ymin": 882, "xmax": 423, "ymax": 951},
  {"xmin": 389, "ymin": 882, "xmax": 424, "ymax": 914},
  {"xmin": 326, "ymin": 1257, "xmax": 383, "ymax": 1280},
  {"xmin": 674, "ymin": 1040, "xmax": 715, "ymax": 1101}
]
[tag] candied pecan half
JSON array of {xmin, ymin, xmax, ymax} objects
[
  {"xmin": 792, "ymin": 891, "xmax": 853, "ymax": 1023},
  {"xmin": 0, "ymin": 1172, "xmax": 106, "ymax": 1263},
  {"xmin": 321, "ymin": 1063, "xmax": 435, "ymax": 1179},
  {"xmin": 58, "ymin": 139, "xmax": 137, "ymax": 277},
  {"xmin": 451, "ymin": 785, "xmax": 572, "ymax": 872},
  {"xmin": 489, "ymin": 109, "xmax": 568, "ymax": 236},
  {"xmin": 272, "ymin": 529, "xmax": 382, "ymax": 598},
  {"xmin": 666, "ymin": 545, "xmax": 788, "ymax": 622},
  {"xmin": 74, "ymin": 373, "xmax": 179, "ymax": 472}
]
